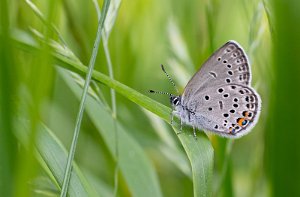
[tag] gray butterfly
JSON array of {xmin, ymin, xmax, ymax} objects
[{"xmin": 150, "ymin": 40, "xmax": 261, "ymax": 138}]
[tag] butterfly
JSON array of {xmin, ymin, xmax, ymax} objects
[{"xmin": 150, "ymin": 41, "xmax": 261, "ymax": 138}]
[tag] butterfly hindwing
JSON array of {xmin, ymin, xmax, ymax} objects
[{"xmin": 183, "ymin": 84, "xmax": 261, "ymax": 138}]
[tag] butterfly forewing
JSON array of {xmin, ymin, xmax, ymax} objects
[{"xmin": 182, "ymin": 41, "xmax": 251, "ymax": 106}]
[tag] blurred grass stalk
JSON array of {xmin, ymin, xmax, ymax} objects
[
  {"xmin": 92, "ymin": 0, "xmax": 121, "ymax": 195},
  {"xmin": 0, "ymin": 0, "xmax": 17, "ymax": 196},
  {"xmin": 267, "ymin": 0, "xmax": 300, "ymax": 196},
  {"xmin": 13, "ymin": 30, "xmax": 213, "ymax": 196},
  {"xmin": 60, "ymin": 0, "xmax": 111, "ymax": 196},
  {"xmin": 15, "ymin": 0, "xmax": 58, "ymax": 196}
]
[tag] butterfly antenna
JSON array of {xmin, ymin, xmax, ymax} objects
[
  {"xmin": 149, "ymin": 90, "xmax": 173, "ymax": 96},
  {"xmin": 160, "ymin": 64, "xmax": 179, "ymax": 94}
]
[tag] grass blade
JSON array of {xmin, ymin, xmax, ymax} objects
[
  {"xmin": 92, "ymin": 0, "xmax": 121, "ymax": 194},
  {"xmin": 60, "ymin": 68, "xmax": 163, "ymax": 197},
  {"xmin": 0, "ymin": 0, "xmax": 17, "ymax": 195},
  {"xmin": 174, "ymin": 128, "xmax": 214, "ymax": 197},
  {"xmin": 266, "ymin": 0, "xmax": 300, "ymax": 196},
  {"xmin": 56, "ymin": 53, "xmax": 214, "ymax": 196},
  {"xmin": 14, "ymin": 31, "xmax": 214, "ymax": 196},
  {"xmin": 60, "ymin": 0, "xmax": 111, "ymax": 196},
  {"xmin": 15, "ymin": 119, "xmax": 98, "ymax": 197},
  {"xmin": 25, "ymin": 0, "xmax": 67, "ymax": 47}
]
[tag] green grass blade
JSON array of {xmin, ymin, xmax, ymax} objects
[
  {"xmin": 0, "ymin": 0, "xmax": 17, "ymax": 195},
  {"xmin": 60, "ymin": 0, "xmax": 110, "ymax": 196},
  {"xmin": 174, "ymin": 128, "xmax": 214, "ymax": 197},
  {"xmin": 15, "ymin": 119, "xmax": 98, "ymax": 197},
  {"xmin": 56, "ymin": 55, "xmax": 213, "ymax": 196},
  {"xmin": 59, "ymin": 68, "xmax": 163, "ymax": 197},
  {"xmin": 24, "ymin": 0, "xmax": 67, "ymax": 47},
  {"xmin": 266, "ymin": 0, "xmax": 300, "ymax": 196},
  {"xmin": 92, "ymin": 1, "xmax": 120, "ymax": 194},
  {"xmin": 14, "ymin": 32, "xmax": 214, "ymax": 196},
  {"xmin": 142, "ymin": 109, "xmax": 191, "ymax": 177},
  {"xmin": 213, "ymin": 139, "xmax": 233, "ymax": 196}
]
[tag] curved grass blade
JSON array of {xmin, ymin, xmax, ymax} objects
[
  {"xmin": 92, "ymin": 1, "xmax": 120, "ymax": 194},
  {"xmin": 14, "ymin": 33, "xmax": 214, "ymax": 197},
  {"xmin": 56, "ymin": 61, "xmax": 214, "ymax": 196},
  {"xmin": 59, "ymin": 68, "xmax": 163, "ymax": 197},
  {"xmin": 142, "ymin": 109, "xmax": 191, "ymax": 177},
  {"xmin": 15, "ymin": 119, "xmax": 99, "ymax": 197},
  {"xmin": 173, "ymin": 127, "xmax": 214, "ymax": 197}
]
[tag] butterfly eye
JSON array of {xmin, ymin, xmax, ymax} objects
[{"xmin": 173, "ymin": 97, "xmax": 179, "ymax": 105}]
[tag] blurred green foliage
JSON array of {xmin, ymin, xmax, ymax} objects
[{"xmin": 1, "ymin": 0, "xmax": 299, "ymax": 196}]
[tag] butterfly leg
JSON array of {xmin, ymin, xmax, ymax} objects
[
  {"xmin": 170, "ymin": 110, "xmax": 174, "ymax": 125},
  {"xmin": 180, "ymin": 118, "xmax": 183, "ymax": 131},
  {"xmin": 193, "ymin": 119, "xmax": 197, "ymax": 140},
  {"xmin": 175, "ymin": 117, "xmax": 184, "ymax": 135},
  {"xmin": 171, "ymin": 109, "xmax": 183, "ymax": 135}
]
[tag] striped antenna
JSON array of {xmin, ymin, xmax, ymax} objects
[
  {"xmin": 160, "ymin": 64, "xmax": 179, "ymax": 94},
  {"xmin": 149, "ymin": 90, "xmax": 173, "ymax": 96}
]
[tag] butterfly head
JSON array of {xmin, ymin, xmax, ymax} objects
[{"xmin": 170, "ymin": 95, "xmax": 181, "ymax": 106}]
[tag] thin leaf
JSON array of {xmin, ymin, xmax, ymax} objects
[
  {"xmin": 266, "ymin": 0, "xmax": 300, "ymax": 196},
  {"xmin": 93, "ymin": 0, "xmax": 120, "ymax": 195},
  {"xmin": 57, "ymin": 55, "xmax": 213, "ymax": 196},
  {"xmin": 143, "ymin": 109, "xmax": 191, "ymax": 177},
  {"xmin": 25, "ymin": 0, "xmax": 68, "ymax": 47},
  {"xmin": 14, "ymin": 33, "xmax": 214, "ymax": 197},
  {"xmin": 59, "ymin": 68, "xmax": 163, "ymax": 197},
  {"xmin": 60, "ymin": 0, "xmax": 111, "ymax": 196},
  {"xmin": 0, "ymin": 0, "xmax": 17, "ymax": 195},
  {"xmin": 174, "ymin": 128, "xmax": 214, "ymax": 197},
  {"xmin": 15, "ymin": 119, "xmax": 99, "ymax": 197}
]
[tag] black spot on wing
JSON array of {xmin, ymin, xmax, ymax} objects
[{"xmin": 209, "ymin": 71, "xmax": 217, "ymax": 78}]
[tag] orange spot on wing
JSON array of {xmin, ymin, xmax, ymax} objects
[
  {"xmin": 237, "ymin": 118, "xmax": 245, "ymax": 126},
  {"xmin": 243, "ymin": 111, "xmax": 249, "ymax": 117}
]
